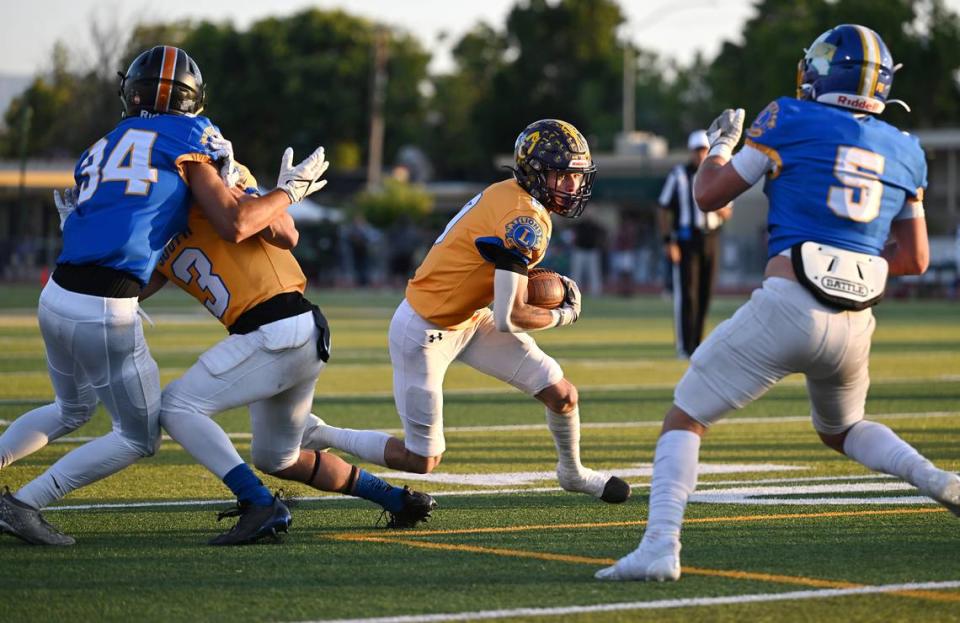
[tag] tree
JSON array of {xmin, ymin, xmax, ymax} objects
[
  {"xmin": 174, "ymin": 10, "xmax": 431, "ymax": 182},
  {"xmin": 426, "ymin": 0, "xmax": 679, "ymax": 178},
  {"xmin": 425, "ymin": 23, "xmax": 508, "ymax": 179},
  {"xmin": 477, "ymin": 0, "xmax": 626, "ymax": 158},
  {"xmin": 703, "ymin": 0, "xmax": 960, "ymax": 130},
  {"xmin": 353, "ymin": 178, "xmax": 433, "ymax": 228},
  {"xmin": 1, "ymin": 9, "xmax": 432, "ymax": 186},
  {"xmin": 2, "ymin": 44, "xmax": 82, "ymax": 158}
]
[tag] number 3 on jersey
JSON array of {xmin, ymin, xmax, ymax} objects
[
  {"xmin": 171, "ymin": 248, "xmax": 231, "ymax": 319},
  {"xmin": 827, "ymin": 146, "xmax": 885, "ymax": 223},
  {"xmin": 77, "ymin": 129, "xmax": 159, "ymax": 203}
]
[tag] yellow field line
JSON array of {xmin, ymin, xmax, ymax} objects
[
  {"xmin": 330, "ymin": 534, "xmax": 960, "ymax": 603},
  {"xmin": 336, "ymin": 507, "xmax": 947, "ymax": 539},
  {"xmin": 328, "ymin": 506, "xmax": 960, "ymax": 604}
]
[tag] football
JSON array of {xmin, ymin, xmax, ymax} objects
[{"xmin": 526, "ymin": 268, "xmax": 566, "ymax": 309}]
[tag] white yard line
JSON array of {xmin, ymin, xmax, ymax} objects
[
  {"xmin": 24, "ymin": 409, "xmax": 960, "ymax": 443},
  {"xmin": 291, "ymin": 580, "xmax": 960, "ymax": 623},
  {"xmin": 0, "ymin": 375, "xmax": 958, "ymax": 402},
  {"xmin": 44, "ymin": 486, "xmax": 599, "ymax": 511},
  {"xmin": 42, "ymin": 473, "xmax": 929, "ymax": 513}
]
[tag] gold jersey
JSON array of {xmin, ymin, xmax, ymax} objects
[
  {"xmin": 406, "ymin": 179, "xmax": 553, "ymax": 329},
  {"xmin": 156, "ymin": 170, "xmax": 306, "ymax": 328}
]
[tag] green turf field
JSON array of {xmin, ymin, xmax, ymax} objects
[{"xmin": 0, "ymin": 284, "xmax": 957, "ymax": 622}]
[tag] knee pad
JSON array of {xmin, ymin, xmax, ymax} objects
[
  {"xmin": 251, "ymin": 442, "xmax": 298, "ymax": 475},
  {"xmin": 159, "ymin": 381, "xmax": 205, "ymax": 424},
  {"xmin": 118, "ymin": 425, "xmax": 161, "ymax": 458},
  {"xmin": 401, "ymin": 385, "xmax": 445, "ymax": 458},
  {"xmin": 516, "ymin": 354, "xmax": 564, "ymax": 396},
  {"xmin": 56, "ymin": 396, "xmax": 98, "ymax": 430}
]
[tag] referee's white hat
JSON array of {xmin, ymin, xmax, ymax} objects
[{"xmin": 687, "ymin": 130, "xmax": 709, "ymax": 150}]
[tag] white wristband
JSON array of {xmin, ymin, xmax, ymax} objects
[
  {"xmin": 550, "ymin": 308, "xmax": 575, "ymax": 328},
  {"xmin": 708, "ymin": 142, "xmax": 733, "ymax": 160}
]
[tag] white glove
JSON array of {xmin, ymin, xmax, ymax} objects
[
  {"xmin": 276, "ymin": 146, "xmax": 330, "ymax": 203},
  {"xmin": 207, "ymin": 131, "xmax": 241, "ymax": 187},
  {"xmin": 53, "ymin": 186, "xmax": 78, "ymax": 231},
  {"xmin": 553, "ymin": 275, "xmax": 581, "ymax": 327},
  {"xmin": 706, "ymin": 108, "xmax": 745, "ymax": 160}
]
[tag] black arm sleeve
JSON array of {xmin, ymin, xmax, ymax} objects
[{"xmin": 476, "ymin": 239, "xmax": 528, "ymax": 275}]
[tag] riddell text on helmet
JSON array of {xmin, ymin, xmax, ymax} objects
[{"xmin": 836, "ymin": 95, "xmax": 882, "ymax": 112}]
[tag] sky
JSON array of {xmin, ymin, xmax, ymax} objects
[{"xmin": 1, "ymin": 0, "xmax": 761, "ymax": 77}]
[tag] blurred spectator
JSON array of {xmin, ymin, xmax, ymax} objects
[
  {"xmin": 658, "ymin": 130, "xmax": 733, "ymax": 358},
  {"xmin": 610, "ymin": 217, "xmax": 638, "ymax": 296},
  {"xmin": 953, "ymin": 224, "xmax": 960, "ymax": 298},
  {"xmin": 570, "ymin": 217, "xmax": 606, "ymax": 296},
  {"xmin": 387, "ymin": 216, "xmax": 422, "ymax": 287},
  {"xmin": 346, "ymin": 215, "xmax": 378, "ymax": 287},
  {"xmin": 396, "ymin": 146, "xmax": 434, "ymax": 183}
]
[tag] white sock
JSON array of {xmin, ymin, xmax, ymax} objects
[
  {"xmin": 161, "ymin": 407, "xmax": 244, "ymax": 479},
  {"xmin": 302, "ymin": 419, "xmax": 390, "ymax": 467},
  {"xmin": 843, "ymin": 420, "xmax": 938, "ymax": 486},
  {"xmin": 16, "ymin": 432, "xmax": 143, "ymax": 509},
  {"xmin": 642, "ymin": 430, "xmax": 701, "ymax": 544},
  {"xmin": 546, "ymin": 407, "xmax": 586, "ymax": 474},
  {"xmin": 0, "ymin": 403, "xmax": 78, "ymax": 469}
]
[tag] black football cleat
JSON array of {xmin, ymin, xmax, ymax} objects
[
  {"xmin": 208, "ymin": 492, "xmax": 292, "ymax": 546},
  {"xmin": 0, "ymin": 488, "xmax": 75, "ymax": 546},
  {"xmin": 382, "ymin": 486, "xmax": 438, "ymax": 529}
]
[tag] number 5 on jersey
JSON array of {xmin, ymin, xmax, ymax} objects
[
  {"xmin": 827, "ymin": 146, "xmax": 885, "ymax": 223},
  {"xmin": 77, "ymin": 129, "xmax": 159, "ymax": 203}
]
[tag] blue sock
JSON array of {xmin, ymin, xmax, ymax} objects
[
  {"xmin": 351, "ymin": 469, "xmax": 405, "ymax": 512},
  {"xmin": 223, "ymin": 464, "xmax": 273, "ymax": 507}
]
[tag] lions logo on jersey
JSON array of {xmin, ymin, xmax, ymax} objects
[{"xmin": 504, "ymin": 216, "xmax": 544, "ymax": 253}]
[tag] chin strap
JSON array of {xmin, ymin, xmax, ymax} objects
[{"xmin": 885, "ymin": 99, "xmax": 912, "ymax": 113}]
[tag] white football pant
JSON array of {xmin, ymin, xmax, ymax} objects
[
  {"xmin": 675, "ymin": 277, "xmax": 874, "ymax": 433},
  {"xmin": 14, "ymin": 279, "xmax": 161, "ymax": 509},
  {"xmin": 389, "ymin": 299, "xmax": 563, "ymax": 457},
  {"xmin": 160, "ymin": 311, "xmax": 324, "ymax": 478}
]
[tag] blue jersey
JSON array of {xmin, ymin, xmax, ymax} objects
[
  {"xmin": 59, "ymin": 114, "xmax": 218, "ymax": 284},
  {"xmin": 745, "ymin": 97, "xmax": 927, "ymax": 257}
]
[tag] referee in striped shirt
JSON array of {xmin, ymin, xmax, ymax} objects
[{"xmin": 658, "ymin": 130, "xmax": 733, "ymax": 359}]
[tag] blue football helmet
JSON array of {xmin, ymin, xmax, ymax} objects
[{"xmin": 796, "ymin": 24, "xmax": 895, "ymax": 114}]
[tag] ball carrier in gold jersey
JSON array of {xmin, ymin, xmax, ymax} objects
[{"xmin": 304, "ymin": 120, "xmax": 631, "ymax": 504}]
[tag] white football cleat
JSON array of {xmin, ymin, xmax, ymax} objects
[
  {"xmin": 595, "ymin": 539, "xmax": 681, "ymax": 582},
  {"xmin": 918, "ymin": 469, "xmax": 960, "ymax": 516}
]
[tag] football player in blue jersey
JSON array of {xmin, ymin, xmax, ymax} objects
[
  {"xmin": 597, "ymin": 24, "xmax": 959, "ymax": 582},
  {"xmin": 0, "ymin": 46, "xmax": 329, "ymax": 545}
]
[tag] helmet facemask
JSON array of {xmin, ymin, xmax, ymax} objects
[{"xmin": 538, "ymin": 165, "xmax": 597, "ymax": 218}]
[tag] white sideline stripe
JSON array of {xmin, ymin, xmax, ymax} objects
[
  {"xmin": 28, "ymin": 410, "xmax": 960, "ymax": 443},
  {"xmin": 1, "ymin": 374, "xmax": 958, "ymax": 402},
  {"xmin": 294, "ymin": 580, "xmax": 960, "ymax": 623},
  {"xmin": 41, "ymin": 473, "xmax": 918, "ymax": 512},
  {"xmin": 45, "ymin": 486, "xmax": 608, "ymax": 511}
]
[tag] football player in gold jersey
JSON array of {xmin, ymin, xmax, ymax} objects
[
  {"xmin": 305, "ymin": 120, "xmax": 630, "ymax": 504},
  {"xmin": 140, "ymin": 153, "xmax": 436, "ymax": 544}
]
